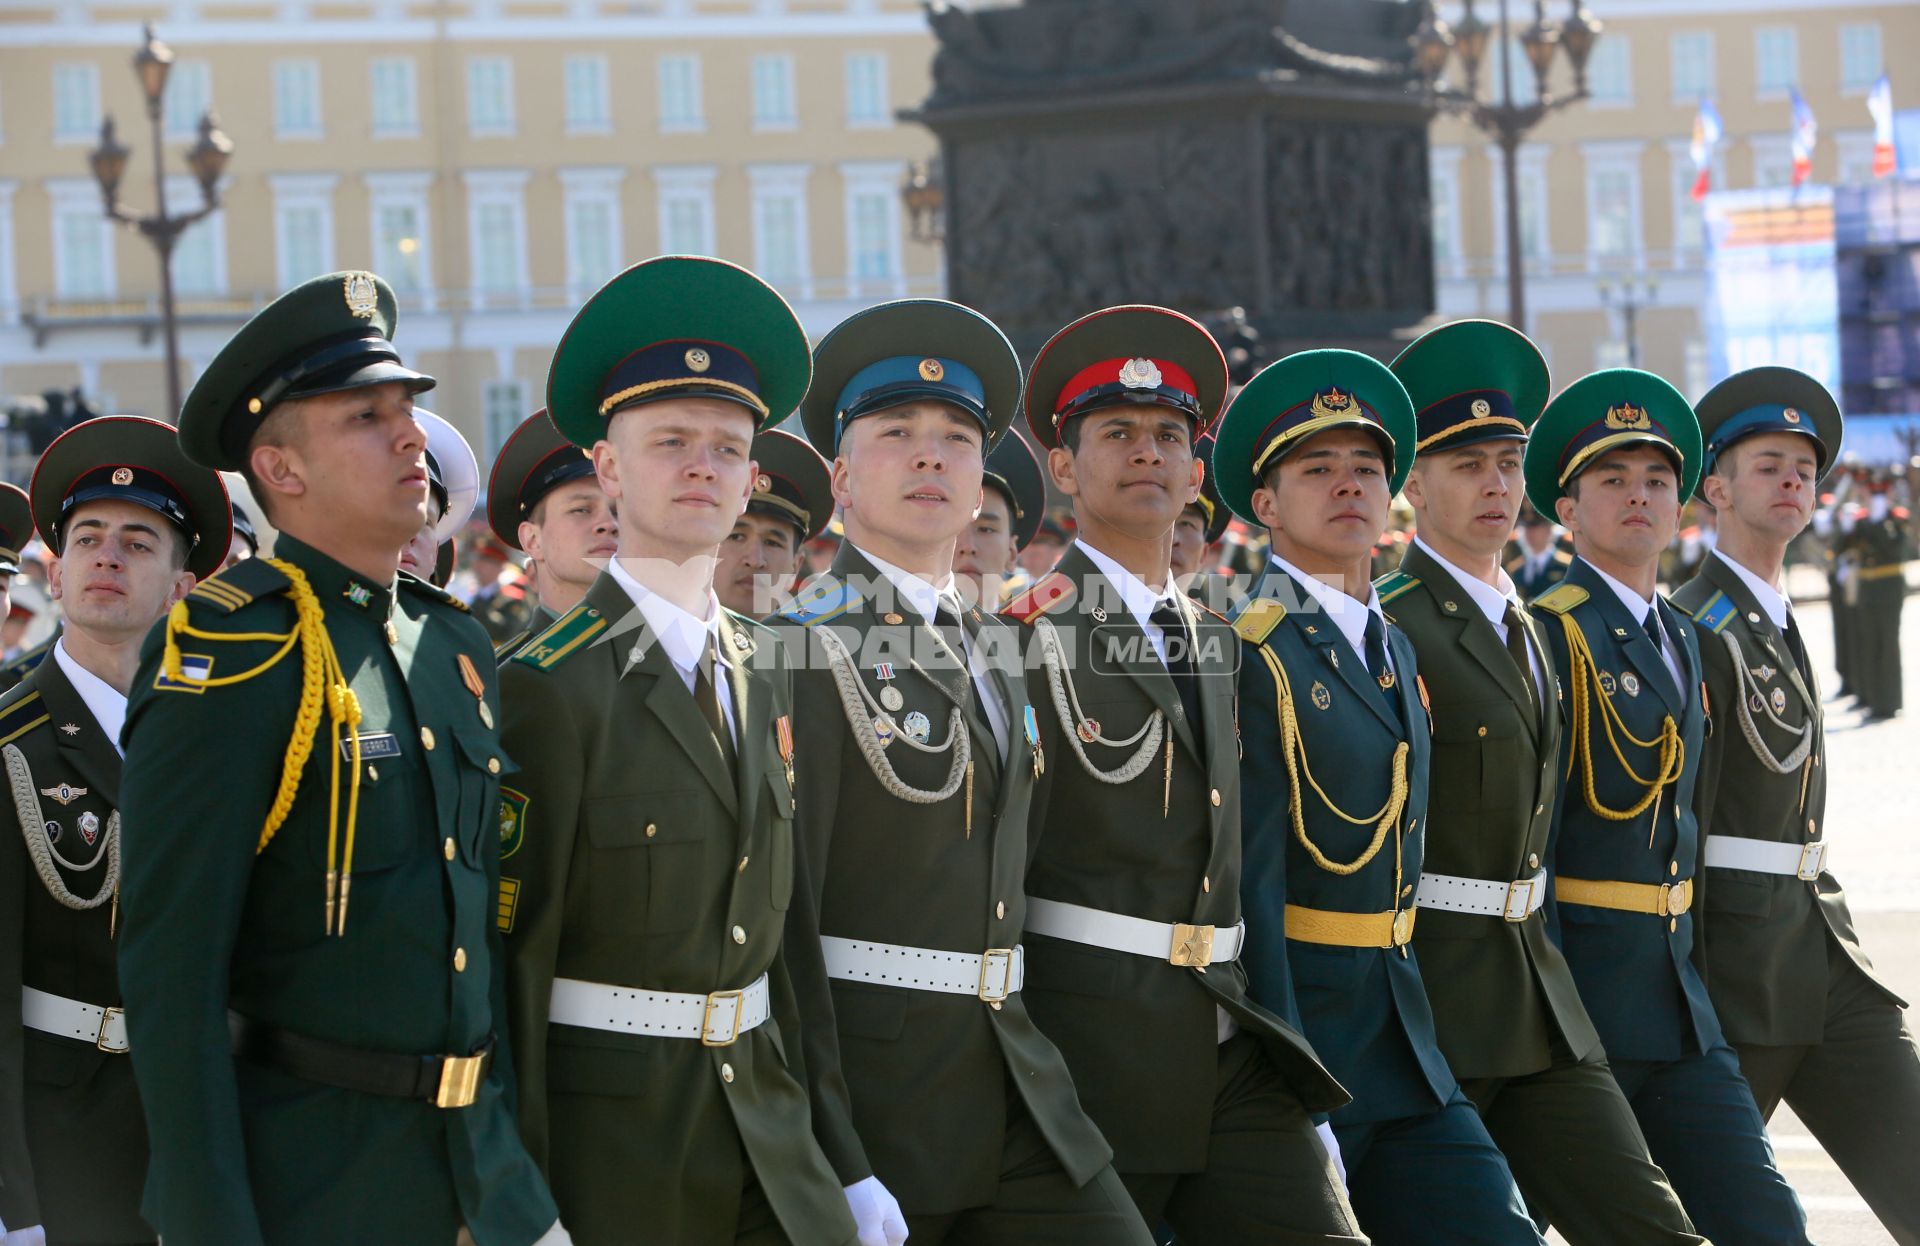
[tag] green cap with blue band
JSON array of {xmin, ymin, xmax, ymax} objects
[{"xmin": 1694, "ymin": 366, "xmax": 1842, "ymax": 480}]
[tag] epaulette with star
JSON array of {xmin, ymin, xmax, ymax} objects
[
  {"xmin": 1002, "ymin": 572, "xmax": 1075, "ymax": 624},
  {"xmin": 1689, "ymin": 590, "xmax": 1737, "ymax": 635},
  {"xmin": 775, "ymin": 575, "xmax": 860, "ymax": 627},
  {"xmin": 183, "ymin": 556, "xmax": 293, "ymax": 616},
  {"xmin": 511, "ymin": 602, "xmax": 610, "ymax": 672},
  {"xmin": 1375, "ymin": 570, "xmax": 1421, "ymax": 605},
  {"xmin": 1531, "ymin": 582, "xmax": 1590, "ymax": 615},
  {"xmin": 398, "ymin": 569, "xmax": 472, "ymax": 613},
  {"xmin": 1229, "ymin": 596, "xmax": 1287, "ymax": 646}
]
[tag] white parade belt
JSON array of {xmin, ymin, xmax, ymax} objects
[
  {"xmin": 22, "ymin": 985, "xmax": 129, "ymax": 1053},
  {"xmin": 1415, "ymin": 869, "xmax": 1548, "ymax": 922},
  {"xmin": 821, "ymin": 936, "xmax": 1022, "ymax": 1002},
  {"xmin": 1704, "ymin": 835, "xmax": 1829, "ymax": 881},
  {"xmin": 1024, "ymin": 896, "xmax": 1244, "ymax": 968},
  {"xmin": 548, "ymin": 973, "xmax": 770, "ymax": 1047}
]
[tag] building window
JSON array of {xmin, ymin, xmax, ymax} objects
[
  {"xmin": 370, "ymin": 58, "xmax": 419, "ymax": 138},
  {"xmin": 467, "ymin": 56, "xmax": 515, "ymax": 137},
  {"xmin": 564, "ymin": 56, "xmax": 611, "ymax": 134},
  {"xmin": 368, "ymin": 173, "xmax": 433, "ymax": 303},
  {"xmin": 1754, "ymin": 28, "xmax": 1796, "ymax": 101},
  {"xmin": 52, "ymin": 63, "xmax": 99, "ymax": 142},
  {"xmin": 1749, "ymin": 136, "xmax": 1795, "ymax": 189},
  {"xmin": 484, "ymin": 380, "xmax": 527, "ymax": 461},
  {"xmin": 842, "ymin": 162, "xmax": 904, "ymax": 295},
  {"xmin": 1671, "ymin": 31, "xmax": 1714, "ymax": 104},
  {"xmin": 561, "ymin": 169, "xmax": 624, "ymax": 294},
  {"xmin": 465, "ymin": 171, "xmax": 529, "ymax": 304},
  {"xmin": 1837, "ymin": 133, "xmax": 1876, "ymax": 187},
  {"xmin": 1584, "ymin": 144, "xmax": 1643, "ymax": 262},
  {"xmin": 845, "ymin": 53, "xmax": 888, "ymax": 127},
  {"xmin": 169, "ymin": 177, "xmax": 224, "ymax": 297},
  {"xmin": 1839, "ymin": 24, "xmax": 1881, "ymax": 95},
  {"xmin": 658, "ymin": 55, "xmax": 703, "ymax": 133},
  {"xmin": 752, "ymin": 54, "xmax": 797, "ymax": 131},
  {"xmin": 1429, "ymin": 149, "xmax": 1462, "ymax": 269},
  {"xmin": 1684, "ymin": 341, "xmax": 1710, "ymax": 401},
  {"xmin": 273, "ymin": 60, "xmax": 322, "ymax": 139},
  {"xmin": 163, "ymin": 61, "xmax": 211, "ymax": 140},
  {"xmin": 749, "ymin": 165, "xmax": 811, "ymax": 296},
  {"xmin": 1666, "ymin": 144, "xmax": 1720, "ymax": 256},
  {"xmin": 51, "ymin": 189, "xmax": 113, "ymax": 299},
  {"xmin": 1489, "ymin": 147, "xmax": 1550, "ymax": 272},
  {"xmin": 272, "ymin": 176, "xmax": 337, "ymax": 288},
  {"xmin": 1586, "ymin": 35, "xmax": 1631, "ymax": 108},
  {"xmin": 654, "ymin": 166, "xmax": 716, "ymax": 255},
  {"xmin": 1594, "ymin": 339, "xmax": 1630, "ymax": 370}
]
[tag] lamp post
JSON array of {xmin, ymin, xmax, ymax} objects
[
  {"xmin": 1597, "ymin": 276, "xmax": 1655, "ymax": 369},
  {"xmin": 89, "ymin": 24, "xmax": 234, "ymax": 422},
  {"xmin": 1412, "ymin": 0, "xmax": 1602, "ymax": 331}
]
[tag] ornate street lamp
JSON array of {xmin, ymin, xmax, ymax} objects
[
  {"xmin": 1413, "ymin": 0, "xmax": 1603, "ymax": 330},
  {"xmin": 88, "ymin": 24, "xmax": 235, "ymax": 422}
]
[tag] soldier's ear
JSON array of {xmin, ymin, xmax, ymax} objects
[
  {"xmin": 1250, "ymin": 484, "xmax": 1283, "ymax": 532},
  {"xmin": 1401, "ymin": 468, "xmax": 1426, "ymax": 509},
  {"xmin": 1554, "ymin": 492, "xmax": 1579, "ymax": 531},
  {"xmin": 829, "ymin": 455, "xmax": 855, "ymax": 511},
  {"xmin": 591, "ymin": 440, "xmax": 620, "ymax": 499},
  {"xmin": 248, "ymin": 440, "xmax": 307, "ymax": 504},
  {"xmin": 1046, "ymin": 446, "xmax": 1079, "ymax": 499},
  {"xmin": 1187, "ymin": 454, "xmax": 1204, "ymax": 507}
]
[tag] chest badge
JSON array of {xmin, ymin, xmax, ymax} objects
[
  {"xmin": 903, "ymin": 710, "xmax": 932, "ymax": 743},
  {"xmin": 343, "ymin": 582, "xmax": 373, "ymax": 608},
  {"xmin": 1621, "ymin": 672, "xmax": 1641, "ymax": 697},
  {"xmin": 39, "ymin": 782, "xmax": 87, "ymax": 806},
  {"xmin": 1076, "ymin": 717, "xmax": 1103, "ymax": 743},
  {"xmin": 1751, "ymin": 663, "xmax": 1777, "ymax": 682},
  {"xmin": 78, "ymin": 810, "xmax": 101, "ymax": 845},
  {"xmin": 874, "ymin": 662, "xmax": 903, "ymax": 712},
  {"xmin": 1310, "ymin": 681, "xmax": 1332, "ymax": 710},
  {"xmin": 1771, "ymin": 687, "xmax": 1788, "ymax": 714},
  {"xmin": 1597, "ymin": 671, "xmax": 1617, "ymax": 696},
  {"xmin": 58, "ymin": 722, "xmax": 80, "ymax": 737}
]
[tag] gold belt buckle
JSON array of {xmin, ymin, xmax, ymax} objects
[
  {"xmin": 977, "ymin": 949, "xmax": 1016, "ymax": 1002},
  {"xmin": 1502, "ymin": 879, "xmax": 1536, "ymax": 923},
  {"xmin": 1659, "ymin": 879, "xmax": 1693, "ymax": 917},
  {"xmin": 1169, "ymin": 923, "xmax": 1216, "ymax": 968},
  {"xmin": 1797, "ymin": 842, "xmax": 1825, "ymax": 881},
  {"xmin": 95, "ymin": 1005, "xmax": 127, "ymax": 1054},
  {"xmin": 434, "ymin": 1052, "xmax": 486, "ymax": 1108},
  {"xmin": 701, "ymin": 988, "xmax": 747, "ymax": 1047},
  {"xmin": 1390, "ymin": 907, "xmax": 1417, "ymax": 947}
]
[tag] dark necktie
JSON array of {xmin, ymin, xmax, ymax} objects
[
  {"xmin": 1149, "ymin": 601, "xmax": 1204, "ymax": 744},
  {"xmin": 1503, "ymin": 604, "xmax": 1541, "ymax": 717},
  {"xmin": 1363, "ymin": 612, "xmax": 1406, "ymax": 731},
  {"xmin": 1782, "ymin": 613, "xmax": 1813, "ymax": 688},
  {"xmin": 694, "ymin": 638, "xmax": 737, "ymax": 778}
]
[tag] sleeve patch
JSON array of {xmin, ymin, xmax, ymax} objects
[
  {"xmin": 498, "ymin": 786, "xmax": 528, "ymax": 860},
  {"xmin": 153, "ymin": 653, "xmax": 214, "ymax": 693},
  {"xmin": 497, "ymin": 876, "xmax": 521, "ymax": 933},
  {"xmin": 1690, "ymin": 590, "xmax": 1737, "ymax": 635}
]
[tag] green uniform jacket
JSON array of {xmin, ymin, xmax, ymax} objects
[
  {"xmin": 1676, "ymin": 555, "xmax": 1904, "ymax": 1047},
  {"xmin": 499, "ymin": 572, "xmax": 858, "ymax": 1246},
  {"xmin": 0, "ymin": 655, "xmax": 151, "ymax": 1241},
  {"xmin": 117, "ymin": 540, "xmax": 558, "ymax": 1246},
  {"xmin": 773, "ymin": 545, "xmax": 1113, "ymax": 1214},
  {"xmin": 1382, "ymin": 544, "xmax": 1603, "ymax": 1077},
  {"xmin": 1010, "ymin": 545, "xmax": 1345, "ymax": 1175},
  {"xmin": 0, "ymin": 634, "xmax": 55, "ymax": 697},
  {"xmin": 494, "ymin": 604, "xmax": 556, "ymax": 665},
  {"xmin": 1506, "ymin": 547, "xmax": 1575, "ymax": 603}
]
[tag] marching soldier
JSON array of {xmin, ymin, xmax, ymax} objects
[
  {"xmin": 1844, "ymin": 473, "xmax": 1908, "ymax": 722},
  {"xmin": 0, "ymin": 422, "xmax": 227, "ymax": 1246},
  {"xmin": 1677, "ymin": 367, "xmax": 1920, "ymax": 1244},
  {"xmin": 1382, "ymin": 321, "xmax": 1702, "ymax": 1244},
  {"xmin": 399, "ymin": 410, "xmax": 479, "ymax": 582},
  {"xmin": 484, "ymin": 410, "xmax": 618, "ymax": 656},
  {"xmin": 774, "ymin": 300, "xmax": 1148, "ymax": 1243},
  {"xmin": 498, "ymin": 257, "xmax": 864, "ymax": 1246},
  {"xmin": 115, "ymin": 272, "xmax": 565, "ymax": 1246},
  {"xmin": 953, "ymin": 428, "xmax": 1047, "ymax": 610},
  {"xmin": 1215, "ymin": 348, "xmax": 1543, "ymax": 1244},
  {"xmin": 1008, "ymin": 307, "xmax": 1361, "ymax": 1244},
  {"xmin": 1523, "ymin": 368, "xmax": 1811, "ymax": 1245},
  {"xmin": 716, "ymin": 428, "xmax": 830, "ymax": 619},
  {"xmin": 1506, "ymin": 506, "xmax": 1573, "ymax": 602}
]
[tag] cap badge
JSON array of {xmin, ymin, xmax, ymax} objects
[
  {"xmin": 1118, "ymin": 358, "xmax": 1162, "ymax": 390},
  {"xmin": 1309, "ymin": 387, "xmax": 1354, "ymax": 420},
  {"xmin": 1471, "ymin": 398, "xmax": 1492, "ymax": 417},
  {"xmin": 755, "ymin": 472, "xmax": 772, "ymax": 493},
  {"xmin": 918, "ymin": 358, "xmax": 945, "ymax": 382},
  {"xmin": 685, "ymin": 347, "xmax": 711, "ymax": 373},
  {"xmin": 111, "ymin": 467, "xmax": 134, "ymax": 486},
  {"xmin": 342, "ymin": 271, "xmax": 379, "ymax": 320},
  {"xmin": 1783, "ymin": 407, "xmax": 1802, "ymax": 424},
  {"xmin": 1604, "ymin": 402, "xmax": 1651, "ymax": 431}
]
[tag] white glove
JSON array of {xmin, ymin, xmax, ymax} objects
[
  {"xmin": 844, "ymin": 1175, "xmax": 909, "ymax": 1246},
  {"xmin": 2, "ymin": 1226, "xmax": 48, "ymax": 1246},
  {"xmin": 1315, "ymin": 1120, "xmax": 1348, "ymax": 1189}
]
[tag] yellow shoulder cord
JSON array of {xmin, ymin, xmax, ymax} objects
[
  {"xmin": 162, "ymin": 559, "xmax": 364, "ymax": 936},
  {"xmin": 1257, "ymin": 644, "xmax": 1410, "ymax": 878},
  {"xmin": 1555, "ymin": 612, "xmax": 1684, "ymax": 828}
]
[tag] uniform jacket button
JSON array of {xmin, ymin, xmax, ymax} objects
[
  {"xmin": 453, "ymin": 947, "xmax": 467, "ymax": 972},
  {"xmin": 443, "ymin": 838, "xmax": 456, "ymax": 861},
  {"xmin": 732, "ymin": 925, "xmax": 747, "ymax": 944},
  {"xmin": 721, "ymin": 1063, "xmax": 735, "ymax": 1083},
  {"xmin": 420, "ymin": 727, "xmax": 436, "ymax": 751}
]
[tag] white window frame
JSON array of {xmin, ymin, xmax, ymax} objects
[
  {"xmin": 1670, "ymin": 31, "xmax": 1715, "ymax": 106},
  {"xmin": 463, "ymin": 169, "xmax": 530, "ymax": 308},
  {"xmin": 1585, "ymin": 33, "xmax": 1632, "ymax": 110},
  {"xmin": 1747, "ymin": 134, "xmax": 1796, "ymax": 190},
  {"xmin": 559, "ymin": 166, "xmax": 626, "ymax": 297},
  {"xmin": 751, "ymin": 53, "xmax": 798, "ymax": 133},
  {"xmin": 52, "ymin": 62, "xmax": 100, "ymax": 144},
  {"xmin": 840, "ymin": 160, "xmax": 905, "ymax": 298},
  {"xmin": 165, "ymin": 174, "xmax": 227, "ymax": 299},
  {"xmin": 484, "ymin": 379, "xmax": 528, "ymax": 461},
  {"xmin": 1487, "ymin": 143, "xmax": 1552, "ymax": 275},
  {"xmin": 466, "ymin": 56, "xmax": 516, "ymax": 139},
  {"xmin": 1683, "ymin": 340, "xmax": 1711, "ymax": 403},
  {"xmin": 844, "ymin": 52, "xmax": 889, "ymax": 129},
  {"xmin": 1594, "ymin": 339, "xmax": 1630, "ymax": 372},
  {"xmin": 563, "ymin": 55, "xmax": 612, "ymax": 136},
  {"xmin": 657, "ymin": 54, "xmax": 704, "ymax": 134},
  {"xmin": 1662, "ymin": 138, "xmax": 1723, "ymax": 259},
  {"xmin": 1835, "ymin": 130, "xmax": 1876, "ymax": 187},
  {"xmin": 748, "ymin": 163, "xmax": 813, "ymax": 300},
  {"xmin": 1429, "ymin": 146, "xmax": 1464, "ymax": 277},
  {"xmin": 1582, "ymin": 140, "xmax": 1646, "ymax": 269},
  {"xmin": 370, "ymin": 57, "xmax": 420, "ymax": 140},
  {"xmin": 272, "ymin": 59, "xmax": 322, "ymax": 140},
  {"xmin": 269, "ymin": 173, "xmax": 338, "ymax": 289},
  {"xmin": 163, "ymin": 61, "xmax": 211, "ymax": 141},
  {"xmin": 364, "ymin": 170, "xmax": 434, "ymax": 308},
  {"xmin": 653, "ymin": 164, "xmax": 717, "ymax": 255},
  {"xmin": 1753, "ymin": 27, "xmax": 1797, "ymax": 103},
  {"xmin": 0, "ymin": 181, "xmax": 18, "ymax": 323},
  {"xmin": 48, "ymin": 178, "xmax": 116, "ymax": 301},
  {"xmin": 1838, "ymin": 23, "xmax": 1882, "ymax": 97}
]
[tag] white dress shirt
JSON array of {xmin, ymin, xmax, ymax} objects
[
  {"xmin": 1579, "ymin": 557, "xmax": 1685, "ymax": 694},
  {"xmin": 856, "ymin": 544, "xmax": 1010, "ymax": 760},
  {"xmin": 1713, "ymin": 549, "xmax": 1791, "ymax": 633},
  {"xmin": 1265, "ymin": 551, "xmax": 1392, "ymax": 676},
  {"xmin": 52, "ymin": 638, "xmax": 128, "ymax": 757},
  {"xmin": 606, "ymin": 557, "xmax": 736, "ymax": 744}
]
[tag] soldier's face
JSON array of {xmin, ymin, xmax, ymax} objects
[
  {"xmin": 1252, "ymin": 428, "xmax": 1390, "ymax": 576},
  {"xmin": 715, "ymin": 512, "xmax": 801, "ymax": 616},
  {"xmin": 832, "ymin": 401, "xmax": 986, "ymax": 550},
  {"xmin": 955, "ymin": 488, "xmax": 1016, "ymax": 579},
  {"xmin": 258, "ymin": 382, "xmax": 427, "ymax": 553},
  {"xmin": 1557, "ymin": 446, "xmax": 1680, "ymax": 569},
  {"xmin": 1169, "ymin": 508, "xmax": 1210, "ymax": 581},
  {"xmin": 1702, "ymin": 432, "xmax": 1818, "ymax": 544},
  {"xmin": 595, "ymin": 399, "xmax": 756, "ymax": 562},
  {"xmin": 523, "ymin": 480, "xmax": 618, "ymax": 594},
  {"xmin": 398, "ymin": 525, "xmax": 437, "ymax": 578},
  {"xmin": 51, "ymin": 499, "xmax": 195, "ymax": 642},
  {"xmin": 1404, "ymin": 439, "xmax": 1525, "ymax": 563},
  {"xmin": 1049, "ymin": 406, "xmax": 1200, "ymax": 542}
]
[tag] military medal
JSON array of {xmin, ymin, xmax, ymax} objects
[
  {"xmin": 79, "ymin": 811, "xmax": 100, "ymax": 846},
  {"xmin": 456, "ymin": 653, "xmax": 493, "ymax": 728},
  {"xmin": 776, "ymin": 713, "xmax": 795, "ymax": 789},
  {"xmin": 1621, "ymin": 672, "xmax": 1640, "ymax": 697},
  {"xmin": 873, "ymin": 715, "xmax": 896, "ymax": 746},
  {"xmin": 874, "ymin": 663, "xmax": 903, "ymax": 711},
  {"xmin": 1310, "ymin": 681, "xmax": 1332, "ymax": 710},
  {"xmin": 1771, "ymin": 687, "xmax": 1787, "ymax": 714},
  {"xmin": 39, "ymin": 781, "xmax": 87, "ymax": 806},
  {"xmin": 1024, "ymin": 704, "xmax": 1044, "ymax": 777},
  {"xmin": 1077, "ymin": 718, "xmax": 1101, "ymax": 743},
  {"xmin": 1377, "ymin": 670, "xmax": 1396, "ymax": 692},
  {"xmin": 904, "ymin": 711, "xmax": 932, "ymax": 743}
]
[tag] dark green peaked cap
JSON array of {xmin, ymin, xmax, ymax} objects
[
  {"xmin": 982, "ymin": 430, "xmax": 1048, "ymax": 550},
  {"xmin": 0, "ymin": 483, "xmax": 31, "ymax": 575},
  {"xmin": 1694, "ymin": 365, "xmax": 1842, "ymax": 480},
  {"xmin": 31, "ymin": 415, "xmax": 232, "ymax": 579},
  {"xmin": 748, "ymin": 427, "xmax": 834, "ymax": 542},
  {"xmin": 1390, "ymin": 319, "xmax": 1549, "ymax": 456},
  {"xmin": 1523, "ymin": 368, "xmax": 1702, "ymax": 514}
]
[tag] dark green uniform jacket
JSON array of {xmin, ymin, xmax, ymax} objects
[
  {"xmin": 499, "ymin": 571, "xmax": 858, "ymax": 1246},
  {"xmin": 117, "ymin": 540, "xmax": 558, "ymax": 1246},
  {"xmin": 1010, "ymin": 545, "xmax": 1345, "ymax": 1175},
  {"xmin": 1536, "ymin": 558, "xmax": 1721, "ymax": 1063},
  {"xmin": 495, "ymin": 604, "xmax": 556, "ymax": 665},
  {"xmin": 0, "ymin": 634, "xmax": 56, "ymax": 697},
  {"xmin": 1506, "ymin": 546, "xmax": 1574, "ymax": 603},
  {"xmin": 1677, "ymin": 554, "xmax": 1904, "ymax": 1045},
  {"xmin": 1234, "ymin": 562, "xmax": 1457, "ymax": 1124},
  {"xmin": 774, "ymin": 545, "xmax": 1113, "ymax": 1214},
  {"xmin": 0, "ymin": 654, "xmax": 152, "ymax": 1242},
  {"xmin": 1382, "ymin": 543, "xmax": 1603, "ymax": 1077}
]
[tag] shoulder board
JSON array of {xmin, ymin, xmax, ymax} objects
[
  {"xmin": 0, "ymin": 636, "xmax": 54, "ymax": 679},
  {"xmin": 1690, "ymin": 590, "xmax": 1737, "ymax": 635},
  {"xmin": 1552, "ymin": 549, "xmax": 1574, "ymax": 566},
  {"xmin": 1229, "ymin": 596, "xmax": 1287, "ymax": 645},
  {"xmin": 1003, "ymin": 572, "xmax": 1076, "ymax": 624},
  {"xmin": 775, "ymin": 575, "xmax": 859, "ymax": 627},
  {"xmin": 186, "ymin": 558, "xmax": 291, "ymax": 616},
  {"xmin": 1375, "ymin": 570, "xmax": 1421, "ymax": 605},
  {"xmin": 511, "ymin": 603, "xmax": 609, "ymax": 671},
  {"xmin": 1531, "ymin": 582, "xmax": 1589, "ymax": 615},
  {"xmin": 0, "ymin": 688, "xmax": 48, "ymax": 748},
  {"xmin": 399, "ymin": 571, "xmax": 472, "ymax": 614}
]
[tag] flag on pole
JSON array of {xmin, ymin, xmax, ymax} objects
[
  {"xmin": 1867, "ymin": 74, "xmax": 1898, "ymax": 178},
  {"xmin": 1690, "ymin": 97, "xmax": 1724, "ymax": 201},
  {"xmin": 1790, "ymin": 88, "xmax": 1819, "ymax": 187}
]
